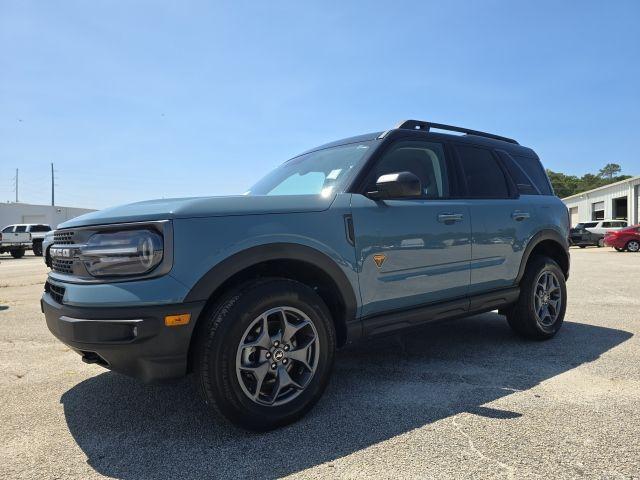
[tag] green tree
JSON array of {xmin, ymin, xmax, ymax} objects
[
  {"xmin": 546, "ymin": 165, "xmax": 632, "ymax": 198},
  {"xmin": 598, "ymin": 163, "xmax": 622, "ymax": 179}
]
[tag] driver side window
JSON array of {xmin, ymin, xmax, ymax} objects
[{"xmin": 371, "ymin": 140, "xmax": 449, "ymax": 198}]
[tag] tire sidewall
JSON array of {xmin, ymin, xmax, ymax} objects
[{"xmin": 198, "ymin": 279, "xmax": 335, "ymax": 429}]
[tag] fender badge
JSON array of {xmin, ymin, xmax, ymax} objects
[{"xmin": 373, "ymin": 254, "xmax": 386, "ymax": 268}]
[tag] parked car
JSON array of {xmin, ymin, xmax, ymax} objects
[
  {"xmin": 569, "ymin": 220, "xmax": 628, "ymax": 248},
  {"xmin": 42, "ymin": 120, "xmax": 570, "ymax": 430},
  {"xmin": 0, "ymin": 223, "xmax": 52, "ymax": 257},
  {"xmin": 603, "ymin": 225, "xmax": 640, "ymax": 252}
]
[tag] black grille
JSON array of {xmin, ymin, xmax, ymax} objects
[
  {"xmin": 54, "ymin": 231, "xmax": 75, "ymax": 245},
  {"xmin": 52, "ymin": 258, "xmax": 74, "ymax": 274},
  {"xmin": 45, "ymin": 281, "xmax": 66, "ymax": 304}
]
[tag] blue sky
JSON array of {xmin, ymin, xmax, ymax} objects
[{"xmin": 1, "ymin": 1, "xmax": 639, "ymax": 209}]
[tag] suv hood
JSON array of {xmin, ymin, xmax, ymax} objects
[{"xmin": 58, "ymin": 194, "xmax": 336, "ymax": 229}]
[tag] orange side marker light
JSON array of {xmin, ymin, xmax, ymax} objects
[{"xmin": 165, "ymin": 313, "xmax": 191, "ymax": 327}]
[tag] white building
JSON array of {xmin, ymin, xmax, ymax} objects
[
  {"xmin": 562, "ymin": 176, "xmax": 640, "ymax": 227},
  {"xmin": 0, "ymin": 202, "xmax": 96, "ymax": 229}
]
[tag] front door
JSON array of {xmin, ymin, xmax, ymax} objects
[{"xmin": 351, "ymin": 139, "xmax": 472, "ymax": 318}]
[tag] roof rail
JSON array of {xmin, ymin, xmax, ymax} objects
[{"xmin": 394, "ymin": 119, "xmax": 519, "ymax": 145}]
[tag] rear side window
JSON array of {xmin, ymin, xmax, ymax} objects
[
  {"xmin": 29, "ymin": 225, "xmax": 51, "ymax": 232},
  {"xmin": 14, "ymin": 225, "xmax": 27, "ymax": 232},
  {"xmin": 456, "ymin": 145, "xmax": 510, "ymax": 198}
]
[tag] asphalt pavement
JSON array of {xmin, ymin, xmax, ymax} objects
[{"xmin": 1, "ymin": 248, "xmax": 639, "ymax": 479}]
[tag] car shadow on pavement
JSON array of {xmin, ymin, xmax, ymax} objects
[{"xmin": 61, "ymin": 313, "xmax": 632, "ymax": 480}]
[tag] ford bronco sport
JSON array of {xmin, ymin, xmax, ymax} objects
[{"xmin": 42, "ymin": 120, "xmax": 570, "ymax": 430}]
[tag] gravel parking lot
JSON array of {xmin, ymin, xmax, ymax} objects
[{"xmin": 1, "ymin": 248, "xmax": 639, "ymax": 479}]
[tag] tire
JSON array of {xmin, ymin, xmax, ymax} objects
[
  {"xmin": 506, "ymin": 256, "xmax": 567, "ymax": 340},
  {"xmin": 192, "ymin": 278, "xmax": 336, "ymax": 431},
  {"xmin": 33, "ymin": 241, "xmax": 43, "ymax": 256},
  {"xmin": 615, "ymin": 247, "xmax": 625, "ymax": 252},
  {"xmin": 597, "ymin": 238, "xmax": 604, "ymax": 248},
  {"xmin": 11, "ymin": 249, "xmax": 25, "ymax": 259},
  {"xmin": 579, "ymin": 245, "xmax": 586, "ymax": 249},
  {"xmin": 626, "ymin": 240, "xmax": 640, "ymax": 253}
]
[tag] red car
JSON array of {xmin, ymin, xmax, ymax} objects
[{"xmin": 604, "ymin": 225, "xmax": 640, "ymax": 252}]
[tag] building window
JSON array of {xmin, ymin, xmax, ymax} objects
[{"xmin": 592, "ymin": 201, "xmax": 605, "ymax": 220}]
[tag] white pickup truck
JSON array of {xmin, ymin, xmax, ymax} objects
[{"xmin": 0, "ymin": 224, "xmax": 52, "ymax": 258}]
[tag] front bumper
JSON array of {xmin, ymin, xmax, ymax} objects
[{"xmin": 42, "ymin": 291, "xmax": 206, "ymax": 382}]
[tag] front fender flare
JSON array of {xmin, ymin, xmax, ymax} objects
[{"xmin": 183, "ymin": 242, "xmax": 358, "ymax": 323}]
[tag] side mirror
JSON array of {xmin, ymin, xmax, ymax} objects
[{"xmin": 368, "ymin": 171, "xmax": 422, "ymax": 199}]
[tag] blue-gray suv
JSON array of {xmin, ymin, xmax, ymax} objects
[{"xmin": 42, "ymin": 120, "xmax": 570, "ymax": 430}]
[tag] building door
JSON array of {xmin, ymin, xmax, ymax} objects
[{"xmin": 569, "ymin": 207, "xmax": 579, "ymax": 227}]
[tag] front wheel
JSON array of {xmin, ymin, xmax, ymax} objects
[
  {"xmin": 597, "ymin": 238, "xmax": 604, "ymax": 248},
  {"xmin": 32, "ymin": 241, "xmax": 43, "ymax": 256},
  {"xmin": 192, "ymin": 278, "xmax": 336, "ymax": 431},
  {"xmin": 626, "ymin": 240, "xmax": 640, "ymax": 253},
  {"xmin": 506, "ymin": 256, "xmax": 567, "ymax": 340}
]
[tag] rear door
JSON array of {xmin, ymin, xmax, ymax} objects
[
  {"xmin": 454, "ymin": 144, "xmax": 539, "ymax": 294},
  {"xmin": 351, "ymin": 138, "xmax": 472, "ymax": 318}
]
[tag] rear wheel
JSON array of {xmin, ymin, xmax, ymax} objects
[
  {"xmin": 193, "ymin": 278, "xmax": 336, "ymax": 431},
  {"xmin": 578, "ymin": 245, "xmax": 586, "ymax": 249},
  {"xmin": 10, "ymin": 249, "xmax": 25, "ymax": 259},
  {"xmin": 626, "ymin": 240, "xmax": 640, "ymax": 253},
  {"xmin": 615, "ymin": 247, "xmax": 625, "ymax": 252},
  {"xmin": 597, "ymin": 238, "xmax": 604, "ymax": 248},
  {"xmin": 506, "ymin": 256, "xmax": 566, "ymax": 340}
]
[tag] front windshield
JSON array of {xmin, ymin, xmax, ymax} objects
[{"xmin": 247, "ymin": 141, "xmax": 374, "ymax": 196}]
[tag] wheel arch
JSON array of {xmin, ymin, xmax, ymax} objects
[
  {"xmin": 184, "ymin": 243, "xmax": 359, "ymax": 367},
  {"xmin": 515, "ymin": 230, "xmax": 570, "ymax": 284}
]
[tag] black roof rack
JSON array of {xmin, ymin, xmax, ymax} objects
[{"xmin": 394, "ymin": 119, "xmax": 519, "ymax": 145}]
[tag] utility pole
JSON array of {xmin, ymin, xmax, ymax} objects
[
  {"xmin": 51, "ymin": 163, "xmax": 55, "ymax": 206},
  {"xmin": 15, "ymin": 168, "xmax": 18, "ymax": 203}
]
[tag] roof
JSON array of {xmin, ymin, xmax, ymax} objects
[{"xmin": 562, "ymin": 175, "xmax": 640, "ymax": 201}]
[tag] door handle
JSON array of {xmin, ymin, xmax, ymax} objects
[
  {"xmin": 512, "ymin": 211, "xmax": 530, "ymax": 221},
  {"xmin": 437, "ymin": 213, "xmax": 464, "ymax": 223}
]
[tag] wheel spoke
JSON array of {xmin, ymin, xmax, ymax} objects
[
  {"xmin": 288, "ymin": 341, "xmax": 314, "ymax": 371},
  {"xmin": 240, "ymin": 361, "xmax": 271, "ymax": 399},
  {"xmin": 267, "ymin": 365, "xmax": 302, "ymax": 404},
  {"xmin": 242, "ymin": 315, "xmax": 271, "ymax": 350},
  {"xmin": 282, "ymin": 317, "xmax": 311, "ymax": 343}
]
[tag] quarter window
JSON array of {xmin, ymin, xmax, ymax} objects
[
  {"xmin": 456, "ymin": 145, "xmax": 510, "ymax": 198},
  {"xmin": 14, "ymin": 225, "xmax": 27, "ymax": 232},
  {"xmin": 512, "ymin": 155, "xmax": 553, "ymax": 195}
]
